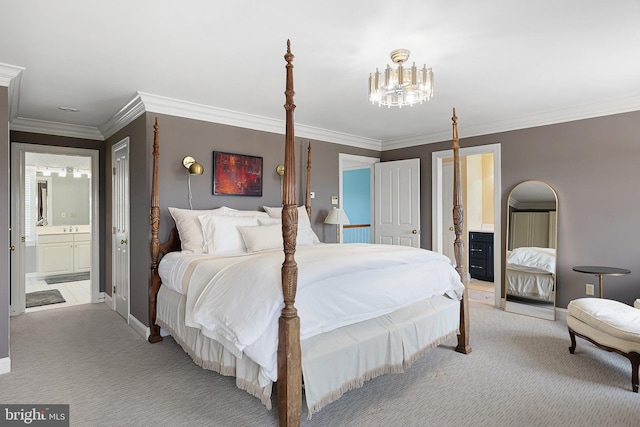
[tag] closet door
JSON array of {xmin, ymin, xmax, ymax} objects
[
  {"xmin": 530, "ymin": 212, "xmax": 550, "ymax": 247},
  {"xmin": 510, "ymin": 211, "xmax": 549, "ymax": 248},
  {"xmin": 510, "ymin": 212, "xmax": 531, "ymax": 249}
]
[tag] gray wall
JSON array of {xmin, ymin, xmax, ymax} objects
[
  {"xmin": 3, "ymin": 106, "xmax": 636, "ymax": 364},
  {"xmin": 383, "ymin": 110, "xmax": 640, "ymax": 309},
  {"xmin": 1, "ymin": 86, "xmax": 9, "ymax": 359},
  {"xmin": 107, "ymin": 113, "xmax": 379, "ymax": 325},
  {"xmin": 105, "ymin": 115, "xmax": 148, "ymax": 324}
]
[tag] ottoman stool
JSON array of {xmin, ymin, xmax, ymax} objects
[{"xmin": 567, "ymin": 298, "xmax": 640, "ymax": 392}]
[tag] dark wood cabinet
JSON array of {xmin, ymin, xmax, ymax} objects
[{"xmin": 469, "ymin": 232, "xmax": 494, "ymax": 282}]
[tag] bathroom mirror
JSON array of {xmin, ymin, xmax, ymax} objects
[
  {"xmin": 504, "ymin": 180, "xmax": 558, "ymax": 320},
  {"xmin": 36, "ymin": 178, "xmax": 51, "ymax": 226}
]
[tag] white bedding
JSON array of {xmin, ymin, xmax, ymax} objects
[
  {"xmin": 506, "ymin": 268, "xmax": 555, "ymax": 301},
  {"xmin": 159, "ymin": 243, "xmax": 464, "ymax": 383},
  {"xmin": 507, "ymin": 246, "xmax": 555, "ymax": 273}
]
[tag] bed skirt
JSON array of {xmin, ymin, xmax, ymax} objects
[
  {"xmin": 157, "ymin": 285, "xmax": 460, "ymax": 418},
  {"xmin": 156, "ymin": 286, "xmax": 274, "ymax": 407},
  {"xmin": 506, "ymin": 268, "xmax": 555, "ymax": 302}
]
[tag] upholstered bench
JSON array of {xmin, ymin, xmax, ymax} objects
[{"xmin": 567, "ymin": 298, "xmax": 640, "ymax": 392}]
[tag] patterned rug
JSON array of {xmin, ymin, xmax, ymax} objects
[{"xmin": 26, "ymin": 289, "xmax": 66, "ymax": 308}]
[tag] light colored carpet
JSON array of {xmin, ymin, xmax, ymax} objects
[{"xmin": 1, "ymin": 301, "xmax": 638, "ymax": 426}]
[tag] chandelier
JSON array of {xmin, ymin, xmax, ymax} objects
[{"xmin": 368, "ymin": 49, "xmax": 433, "ymax": 108}]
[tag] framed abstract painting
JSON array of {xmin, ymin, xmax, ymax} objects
[{"xmin": 212, "ymin": 151, "xmax": 263, "ymax": 196}]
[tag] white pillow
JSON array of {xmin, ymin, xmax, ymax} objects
[
  {"xmin": 237, "ymin": 224, "xmax": 283, "ymax": 252},
  {"xmin": 507, "ymin": 247, "xmax": 556, "ymax": 273},
  {"xmin": 263, "ymin": 206, "xmax": 320, "ymax": 244},
  {"xmin": 198, "ymin": 214, "xmax": 260, "ymax": 254},
  {"xmin": 226, "ymin": 208, "xmax": 270, "ymax": 218},
  {"xmin": 257, "ymin": 217, "xmax": 314, "ymax": 246},
  {"xmin": 168, "ymin": 206, "xmax": 229, "ymax": 253}
]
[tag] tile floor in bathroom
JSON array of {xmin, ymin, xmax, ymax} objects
[{"xmin": 25, "ymin": 274, "xmax": 91, "ymax": 313}]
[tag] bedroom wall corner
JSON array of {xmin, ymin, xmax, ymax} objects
[
  {"xmin": 382, "ymin": 110, "xmax": 640, "ymax": 310},
  {"xmin": 104, "ymin": 114, "xmax": 148, "ymax": 325},
  {"xmin": 0, "ymin": 85, "xmax": 9, "ymax": 361}
]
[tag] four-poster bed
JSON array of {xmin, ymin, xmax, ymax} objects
[{"xmin": 148, "ymin": 41, "xmax": 470, "ymax": 426}]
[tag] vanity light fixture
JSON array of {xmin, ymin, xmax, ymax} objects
[{"xmin": 182, "ymin": 156, "xmax": 204, "ymax": 209}]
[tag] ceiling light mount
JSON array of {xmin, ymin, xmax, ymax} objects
[
  {"xmin": 58, "ymin": 106, "xmax": 79, "ymax": 112},
  {"xmin": 368, "ymin": 49, "xmax": 433, "ymax": 108}
]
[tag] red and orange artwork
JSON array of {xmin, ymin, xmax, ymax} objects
[{"xmin": 213, "ymin": 152, "xmax": 263, "ymax": 196}]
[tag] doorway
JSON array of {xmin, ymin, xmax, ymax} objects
[
  {"xmin": 10, "ymin": 143, "xmax": 100, "ymax": 315},
  {"xmin": 432, "ymin": 143, "xmax": 502, "ymax": 308},
  {"xmin": 338, "ymin": 154, "xmax": 379, "ymax": 243}
]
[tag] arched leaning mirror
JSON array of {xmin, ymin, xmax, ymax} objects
[{"xmin": 504, "ymin": 181, "xmax": 558, "ymax": 321}]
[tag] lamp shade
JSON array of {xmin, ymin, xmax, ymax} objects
[
  {"xmin": 182, "ymin": 156, "xmax": 204, "ymax": 175},
  {"xmin": 188, "ymin": 162, "xmax": 204, "ymax": 175},
  {"xmin": 324, "ymin": 208, "xmax": 350, "ymax": 225}
]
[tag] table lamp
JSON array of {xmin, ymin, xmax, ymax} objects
[{"xmin": 324, "ymin": 207, "xmax": 350, "ymax": 243}]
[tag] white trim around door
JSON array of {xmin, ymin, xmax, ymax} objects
[
  {"xmin": 10, "ymin": 143, "xmax": 100, "ymax": 315},
  {"xmin": 432, "ymin": 143, "xmax": 502, "ymax": 308},
  {"xmin": 338, "ymin": 153, "xmax": 379, "ymax": 243}
]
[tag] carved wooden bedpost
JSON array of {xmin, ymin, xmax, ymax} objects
[
  {"xmin": 278, "ymin": 40, "xmax": 302, "ymax": 427},
  {"xmin": 149, "ymin": 118, "xmax": 163, "ymax": 343},
  {"xmin": 452, "ymin": 109, "xmax": 471, "ymax": 354}
]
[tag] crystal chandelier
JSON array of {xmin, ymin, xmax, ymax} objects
[{"xmin": 368, "ymin": 49, "xmax": 433, "ymax": 108}]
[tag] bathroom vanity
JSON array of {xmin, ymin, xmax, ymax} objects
[{"xmin": 36, "ymin": 226, "xmax": 91, "ymax": 277}]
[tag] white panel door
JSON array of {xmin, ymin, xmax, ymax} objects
[
  {"xmin": 373, "ymin": 159, "xmax": 420, "ymax": 247},
  {"xmin": 112, "ymin": 139, "xmax": 130, "ymax": 321}
]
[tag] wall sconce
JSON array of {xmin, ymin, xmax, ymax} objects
[
  {"xmin": 324, "ymin": 207, "xmax": 350, "ymax": 243},
  {"xmin": 183, "ymin": 156, "xmax": 204, "ymax": 175},
  {"xmin": 182, "ymin": 156, "xmax": 204, "ymax": 209}
]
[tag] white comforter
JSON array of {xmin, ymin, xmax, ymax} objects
[{"xmin": 163, "ymin": 243, "xmax": 464, "ymax": 382}]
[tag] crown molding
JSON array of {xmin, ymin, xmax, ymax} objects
[
  {"xmin": 137, "ymin": 92, "xmax": 382, "ymax": 151},
  {"xmin": 0, "ymin": 62, "xmax": 24, "ymax": 87},
  {"xmin": 382, "ymin": 95, "xmax": 640, "ymax": 150},
  {"xmin": 0, "ymin": 62, "xmax": 25, "ymax": 121},
  {"xmin": 10, "ymin": 117, "xmax": 104, "ymax": 140},
  {"xmin": 99, "ymin": 93, "xmax": 145, "ymax": 139}
]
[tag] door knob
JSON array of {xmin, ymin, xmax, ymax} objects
[
  {"xmin": 121, "ymin": 239, "xmax": 128, "ymax": 245},
  {"xmin": 448, "ymin": 227, "xmax": 454, "ymax": 231},
  {"xmin": 9, "ymin": 245, "xmax": 15, "ymax": 252},
  {"xmin": 412, "ymin": 230, "xmax": 418, "ymax": 234}
]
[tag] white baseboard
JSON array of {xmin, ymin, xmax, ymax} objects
[
  {"xmin": 0, "ymin": 357, "xmax": 11, "ymax": 375},
  {"xmin": 129, "ymin": 314, "xmax": 150, "ymax": 340},
  {"xmin": 103, "ymin": 292, "xmax": 112, "ymax": 307},
  {"xmin": 97, "ymin": 291, "xmax": 105, "ymax": 303}
]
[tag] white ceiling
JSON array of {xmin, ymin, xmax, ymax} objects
[{"xmin": 2, "ymin": 1, "xmax": 640, "ymax": 149}]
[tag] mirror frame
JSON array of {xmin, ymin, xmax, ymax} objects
[{"xmin": 504, "ymin": 180, "xmax": 558, "ymax": 320}]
